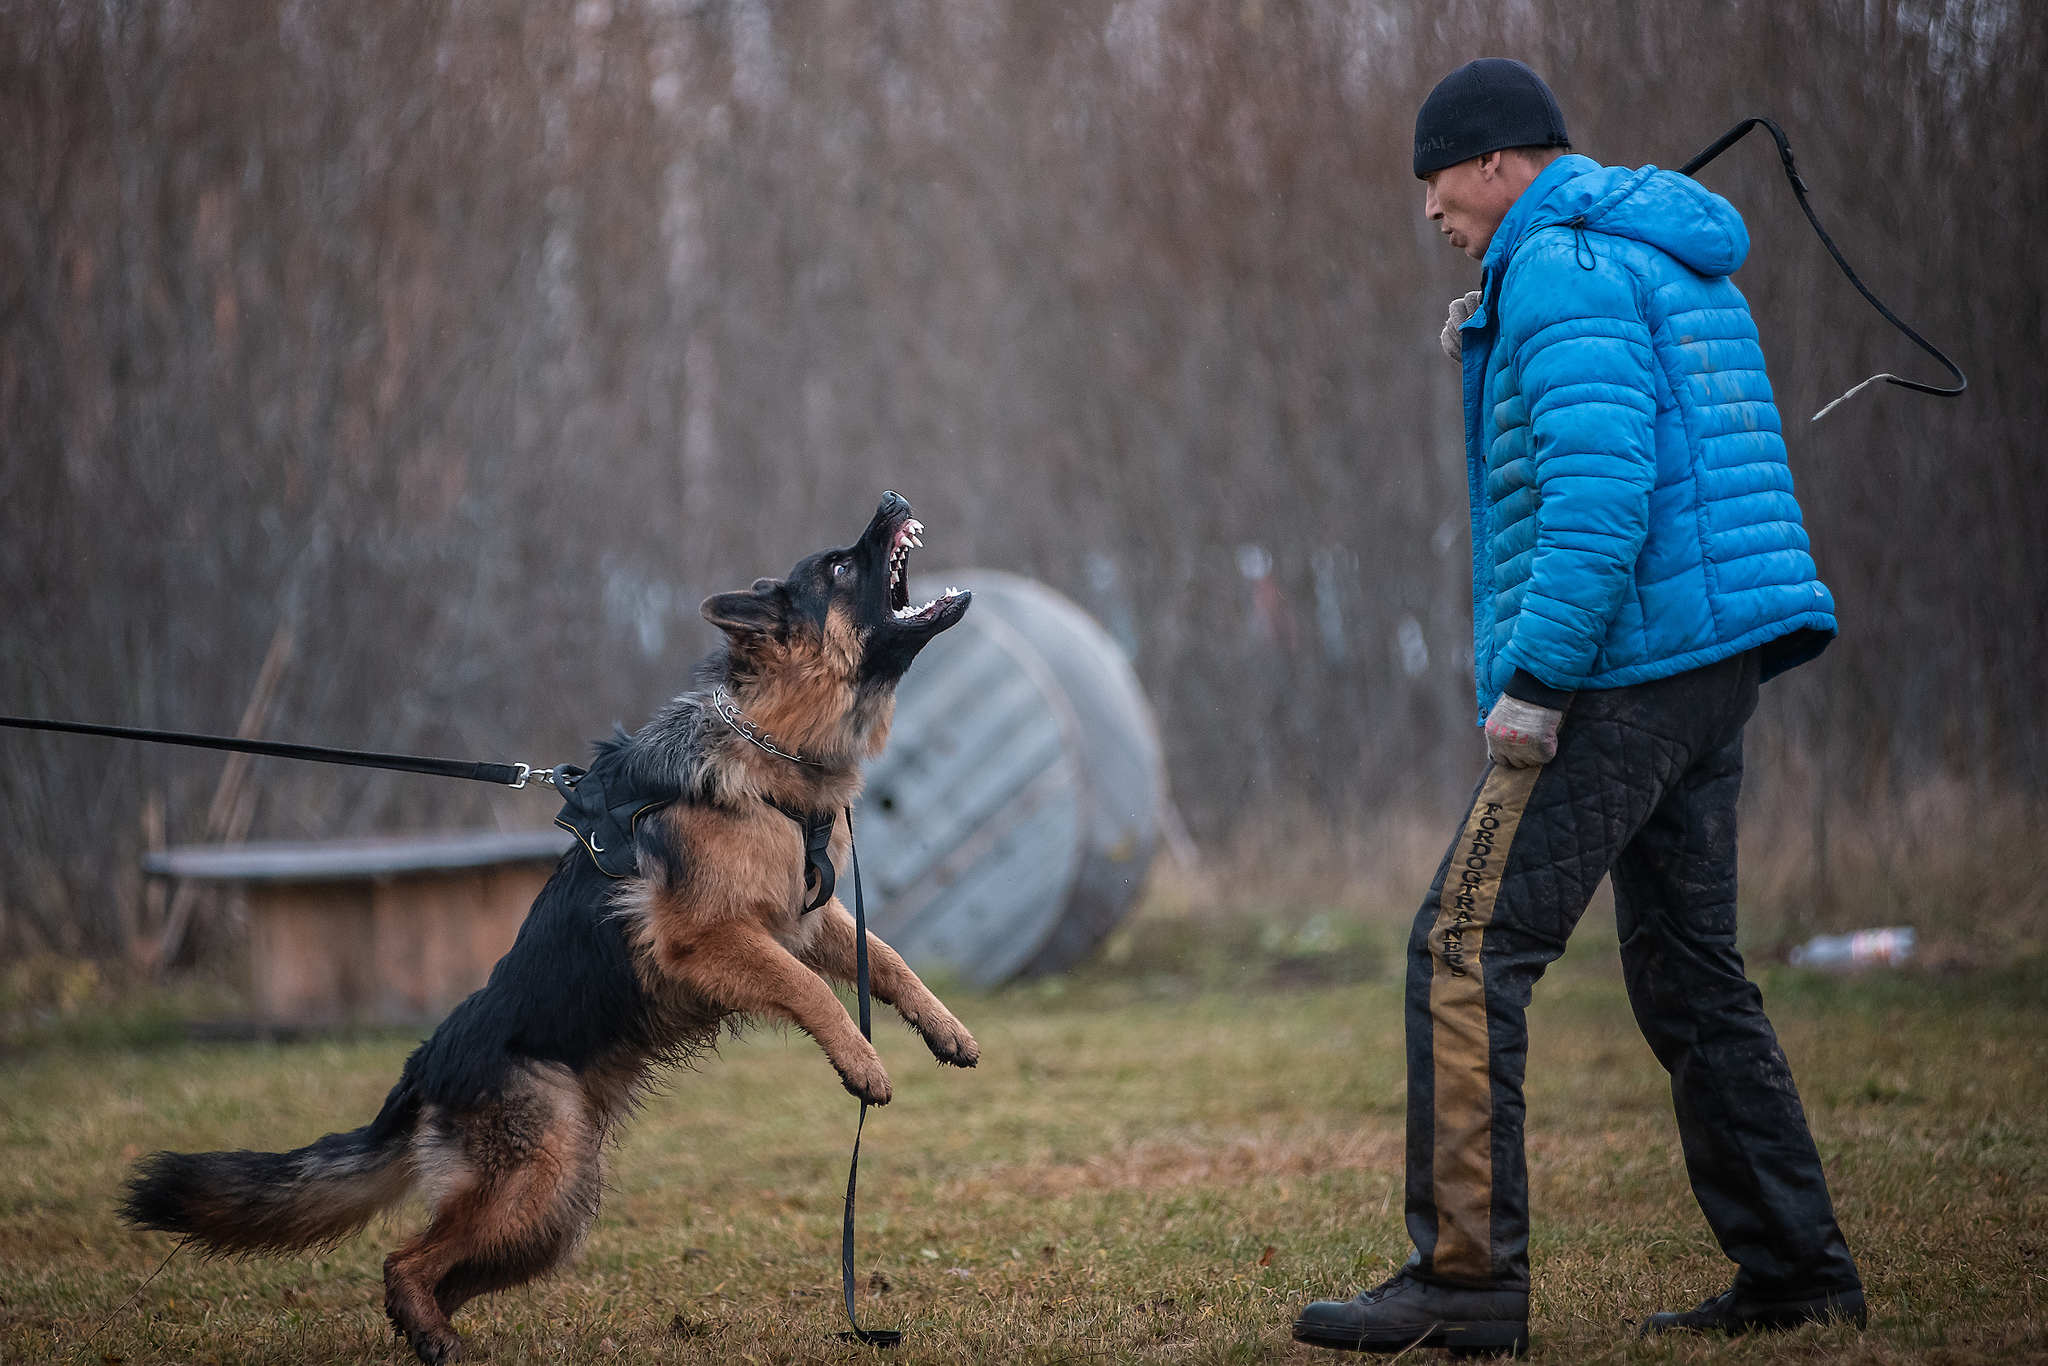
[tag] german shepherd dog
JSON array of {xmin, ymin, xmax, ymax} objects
[{"xmin": 122, "ymin": 492, "xmax": 979, "ymax": 1364}]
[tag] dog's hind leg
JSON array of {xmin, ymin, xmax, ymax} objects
[
  {"xmin": 384, "ymin": 1068, "xmax": 604, "ymax": 1365},
  {"xmin": 799, "ymin": 902, "xmax": 979, "ymax": 1068}
]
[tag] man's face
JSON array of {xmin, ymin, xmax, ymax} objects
[{"xmin": 1422, "ymin": 152, "xmax": 1525, "ymax": 261}]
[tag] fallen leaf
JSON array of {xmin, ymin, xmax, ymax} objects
[{"xmin": 1257, "ymin": 1245, "xmax": 1276, "ymax": 1267}]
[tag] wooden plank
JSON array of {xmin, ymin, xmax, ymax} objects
[
  {"xmin": 875, "ymin": 756, "xmax": 1080, "ymax": 939},
  {"xmin": 855, "ymin": 597, "xmax": 1090, "ymax": 980},
  {"xmin": 901, "ymin": 571, "xmax": 1169, "ymax": 980},
  {"xmin": 481, "ymin": 864, "xmax": 552, "ymax": 973},
  {"xmin": 860, "ymin": 640, "xmax": 1041, "ymax": 862},
  {"xmin": 372, "ymin": 872, "xmax": 482, "ymax": 1025},
  {"xmin": 248, "ymin": 882, "xmax": 374, "ymax": 1029},
  {"xmin": 144, "ymin": 829, "xmax": 572, "ymax": 882},
  {"xmin": 883, "ymin": 626, "xmax": 1019, "ymax": 741},
  {"xmin": 859, "ymin": 610, "xmax": 1080, "ymax": 895},
  {"xmin": 888, "ymin": 771, "xmax": 1084, "ymax": 986},
  {"xmin": 369, "ymin": 864, "xmax": 552, "ymax": 1024},
  {"xmin": 860, "ymin": 694, "xmax": 1064, "ymax": 892}
]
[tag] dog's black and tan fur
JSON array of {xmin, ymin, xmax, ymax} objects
[{"xmin": 121, "ymin": 493, "xmax": 978, "ymax": 1365}]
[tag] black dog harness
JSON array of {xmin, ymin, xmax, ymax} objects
[
  {"xmin": 548, "ymin": 755, "xmax": 673, "ymax": 880},
  {"xmin": 770, "ymin": 801, "xmax": 838, "ymax": 911},
  {"xmin": 549, "ymin": 757, "xmax": 837, "ymax": 913},
  {"xmin": 550, "ymin": 690, "xmax": 840, "ymax": 912}
]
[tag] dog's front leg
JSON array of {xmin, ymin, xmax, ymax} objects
[
  {"xmin": 655, "ymin": 919, "xmax": 893, "ymax": 1104},
  {"xmin": 800, "ymin": 903, "xmax": 978, "ymax": 1069}
]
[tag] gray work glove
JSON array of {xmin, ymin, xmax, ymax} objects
[
  {"xmin": 1484, "ymin": 694, "xmax": 1564, "ymax": 768},
  {"xmin": 1439, "ymin": 290, "xmax": 1483, "ymax": 361}
]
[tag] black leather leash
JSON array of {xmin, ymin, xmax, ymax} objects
[
  {"xmin": 0, "ymin": 714, "xmax": 550, "ymax": 787},
  {"xmin": 835, "ymin": 806, "xmax": 902, "ymax": 1347},
  {"xmin": 1679, "ymin": 116, "xmax": 1967, "ymax": 420}
]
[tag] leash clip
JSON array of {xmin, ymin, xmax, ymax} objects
[{"xmin": 507, "ymin": 763, "xmax": 572, "ymax": 790}]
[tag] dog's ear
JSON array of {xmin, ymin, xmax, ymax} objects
[{"xmin": 702, "ymin": 582, "xmax": 787, "ymax": 638}]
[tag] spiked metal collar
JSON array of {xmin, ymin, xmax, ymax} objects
[{"xmin": 710, "ymin": 685, "xmax": 825, "ymax": 768}]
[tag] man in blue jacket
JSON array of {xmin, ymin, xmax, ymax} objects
[{"xmin": 1292, "ymin": 60, "xmax": 1864, "ymax": 1354}]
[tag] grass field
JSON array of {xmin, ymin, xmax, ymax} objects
[{"xmin": 2, "ymin": 911, "xmax": 2043, "ymax": 1365}]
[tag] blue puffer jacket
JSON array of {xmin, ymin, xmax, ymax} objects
[{"xmin": 1458, "ymin": 154, "xmax": 1835, "ymax": 721}]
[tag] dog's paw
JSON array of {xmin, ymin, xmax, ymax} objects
[
  {"xmin": 837, "ymin": 1050, "xmax": 893, "ymax": 1106},
  {"xmin": 917, "ymin": 1013, "xmax": 979, "ymax": 1069},
  {"xmin": 408, "ymin": 1328, "xmax": 465, "ymax": 1365}
]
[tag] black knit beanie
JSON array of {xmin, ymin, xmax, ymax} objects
[{"xmin": 1413, "ymin": 58, "xmax": 1571, "ymax": 178}]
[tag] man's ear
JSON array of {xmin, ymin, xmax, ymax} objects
[{"xmin": 702, "ymin": 582, "xmax": 786, "ymax": 637}]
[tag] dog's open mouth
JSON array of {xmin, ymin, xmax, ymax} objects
[{"xmin": 886, "ymin": 516, "xmax": 959, "ymax": 623}]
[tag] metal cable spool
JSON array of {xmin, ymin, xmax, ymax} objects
[{"xmin": 855, "ymin": 570, "xmax": 1165, "ymax": 987}]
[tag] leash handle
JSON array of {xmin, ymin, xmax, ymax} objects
[
  {"xmin": 836, "ymin": 808, "xmax": 903, "ymax": 1348},
  {"xmin": 1679, "ymin": 116, "xmax": 1966, "ymax": 419},
  {"xmin": 0, "ymin": 714, "xmax": 550, "ymax": 788}
]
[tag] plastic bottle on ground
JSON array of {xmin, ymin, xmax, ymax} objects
[{"xmin": 1788, "ymin": 926, "xmax": 1916, "ymax": 971}]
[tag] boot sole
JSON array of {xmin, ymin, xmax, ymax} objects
[
  {"xmin": 1291, "ymin": 1318, "xmax": 1529, "ymax": 1356},
  {"xmin": 1641, "ymin": 1290, "xmax": 1867, "ymax": 1337}
]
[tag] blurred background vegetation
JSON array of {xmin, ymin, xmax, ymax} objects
[{"xmin": 2, "ymin": 0, "xmax": 2041, "ymax": 979}]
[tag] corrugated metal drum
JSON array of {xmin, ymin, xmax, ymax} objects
[{"xmin": 855, "ymin": 570, "xmax": 1164, "ymax": 986}]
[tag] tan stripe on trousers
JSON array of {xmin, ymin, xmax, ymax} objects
[{"xmin": 1427, "ymin": 761, "xmax": 1540, "ymax": 1283}]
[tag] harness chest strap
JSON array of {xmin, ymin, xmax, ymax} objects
[
  {"xmin": 770, "ymin": 801, "xmax": 839, "ymax": 912},
  {"xmin": 553, "ymin": 771, "xmax": 836, "ymax": 912}
]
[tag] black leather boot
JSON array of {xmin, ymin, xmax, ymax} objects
[
  {"xmin": 1642, "ymin": 1283, "xmax": 1866, "ymax": 1336},
  {"xmin": 1292, "ymin": 1273, "xmax": 1529, "ymax": 1356}
]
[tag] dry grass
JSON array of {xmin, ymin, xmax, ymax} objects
[{"xmin": 2, "ymin": 908, "xmax": 2044, "ymax": 1365}]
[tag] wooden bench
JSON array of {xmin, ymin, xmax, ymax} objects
[{"xmin": 144, "ymin": 830, "xmax": 571, "ymax": 1031}]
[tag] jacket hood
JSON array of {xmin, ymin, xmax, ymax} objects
[{"xmin": 1486, "ymin": 154, "xmax": 1751, "ymax": 279}]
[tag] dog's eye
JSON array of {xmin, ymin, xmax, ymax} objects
[{"xmin": 832, "ymin": 561, "xmax": 848, "ymax": 577}]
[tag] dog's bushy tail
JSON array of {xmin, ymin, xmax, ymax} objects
[{"xmin": 120, "ymin": 1081, "xmax": 422, "ymax": 1255}]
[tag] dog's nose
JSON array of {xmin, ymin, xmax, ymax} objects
[{"xmin": 877, "ymin": 490, "xmax": 910, "ymax": 518}]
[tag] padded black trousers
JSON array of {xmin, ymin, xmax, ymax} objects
[{"xmin": 1402, "ymin": 650, "xmax": 1861, "ymax": 1298}]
